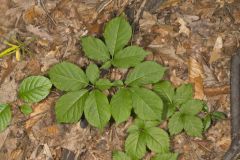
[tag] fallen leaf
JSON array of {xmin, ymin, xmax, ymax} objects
[
  {"xmin": 25, "ymin": 98, "xmax": 55, "ymax": 130},
  {"xmin": 209, "ymin": 36, "xmax": 223, "ymax": 64},
  {"xmin": 43, "ymin": 144, "xmax": 53, "ymax": 159},
  {"xmin": 147, "ymin": 44, "xmax": 185, "ymax": 64},
  {"xmin": 170, "ymin": 69, "xmax": 185, "ymax": 86},
  {"xmin": 160, "ymin": 0, "xmax": 180, "ymax": 10},
  {"xmin": 204, "ymin": 85, "xmax": 230, "ymax": 96},
  {"xmin": 188, "ymin": 56, "xmax": 205, "ymax": 99},
  {"xmin": 23, "ymin": 5, "xmax": 45, "ymax": 24},
  {"xmin": 26, "ymin": 25, "xmax": 53, "ymax": 41},
  {"xmin": 177, "ymin": 17, "xmax": 190, "ymax": 36},
  {"xmin": 40, "ymin": 125, "xmax": 60, "ymax": 137},
  {"xmin": 139, "ymin": 11, "xmax": 157, "ymax": 32},
  {"xmin": 0, "ymin": 128, "xmax": 9, "ymax": 150}
]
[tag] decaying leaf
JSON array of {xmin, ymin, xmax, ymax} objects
[
  {"xmin": 139, "ymin": 11, "xmax": 157, "ymax": 31},
  {"xmin": 160, "ymin": 0, "xmax": 180, "ymax": 10},
  {"xmin": 188, "ymin": 57, "xmax": 205, "ymax": 100},
  {"xmin": 209, "ymin": 36, "xmax": 223, "ymax": 64},
  {"xmin": 177, "ymin": 17, "xmax": 190, "ymax": 36},
  {"xmin": 0, "ymin": 128, "xmax": 9, "ymax": 150},
  {"xmin": 26, "ymin": 25, "xmax": 53, "ymax": 41},
  {"xmin": 25, "ymin": 97, "xmax": 55, "ymax": 130},
  {"xmin": 170, "ymin": 69, "xmax": 185, "ymax": 86},
  {"xmin": 23, "ymin": 5, "xmax": 45, "ymax": 24},
  {"xmin": 204, "ymin": 85, "xmax": 230, "ymax": 96}
]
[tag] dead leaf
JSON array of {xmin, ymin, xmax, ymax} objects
[
  {"xmin": 0, "ymin": 128, "xmax": 9, "ymax": 150},
  {"xmin": 26, "ymin": 25, "xmax": 53, "ymax": 41},
  {"xmin": 23, "ymin": 5, "xmax": 45, "ymax": 24},
  {"xmin": 204, "ymin": 85, "xmax": 230, "ymax": 96},
  {"xmin": 170, "ymin": 69, "xmax": 185, "ymax": 86},
  {"xmin": 43, "ymin": 144, "xmax": 53, "ymax": 159},
  {"xmin": 0, "ymin": 77, "xmax": 18, "ymax": 103},
  {"xmin": 139, "ymin": 11, "xmax": 157, "ymax": 32},
  {"xmin": 209, "ymin": 36, "xmax": 223, "ymax": 64},
  {"xmin": 40, "ymin": 125, "xmax": 60, "ymax": 137},
  {"xmin": 25, "ymin": 98, "xmax": 55, "ymax": 130},
  {"xmin": 160, "ymin": 0, "xmax": 180, "ymax": 10},
  {"xmin": 177, "ymin": 17, "xmax": 190, "ymax": 36},
  {"xmin": 10, "ymin": 149, "xmax": 23, "ymax": 160},
  {"xmin": 147, "ymin": 45, "xmax": 185, "ymax": 64},
  {"xmin": 188, "ymin": 57, "xmax": 205, "ymax": 99}
]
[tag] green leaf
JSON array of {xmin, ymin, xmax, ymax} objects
[
  {"xmin": 20, "ymin": 104, "xmax": 32, "ymax": 115},
  {"xmin": 112, "ymin": 80, "xmax": 124, "ymax": 87},
  {"xmin": 211, "ymin": 111, "xmax": 226, "ymax": 120},
  {"xmin": 110, "ymin": 88, "xmax": 132, "ymax": 124},
  {"xmin": 84, "ymin": 90, "xmax": 111, "ymax": 129},
  {"xmin": 49, "ymin": 62, "xmax": 88, "ymax": 91},
  {"xmin": 101, "ymin": 60, "xmax": 112, "ymax": 69},
  {"xmin": 125, "ymin": 131, "xmax": 146, "ymax": 159},
  {"xmin": 127, "ymin": 119, "xmax": 160, "ymax": 133},
  {"xmin": 168, "ymin": 112, "xmax": 184, "ymax": 135},
  {"xmin": 203, "ymin": 114, "xmax": 211, "ymax": 131},
  {"xmin": 125, "ymin": 119, "xmax": 170, "ymax": 159},
  {"xmin": 81, "ymin": 36, "xmax": 110, "ymax": 62},
  {"xmin": 55, "ymin": 90, "xmax": 88, "ymax": 123},
  {"xmin": 112, "ymin": 151, "xmax": 131, "ymax": 160},
  {"xmin": 174, "ymin": 84, "xmax": 193, "ymax": 105},
  {"xmin": 95, "ymin": 79, "xmax": 112, "ymax": 91},
  {"xmin": 145, "ymin": 127, "xmax": 170, "ymax": 153},
  {"xmin": 131, "ymin": 87, "xmax": 163, "ymax": 121},
  {"xmin": 183, "ymin": 115, "xmax": 203, "ymax": 137},
  {"xmin": 153, "ymin": 81, "xmax": 174, "ymax": 102},
  {"xmin": 125, "ymin": 61, "xmax": 166, "ymax": 86},
  {"xmin": 19, "ymin": 76, "xmax": 52, "ymax": 103},
  {"xmin": 103, "ymin": 16, "xmax": 132, "ymax": 56},
  {"xmin": 112, "ymin": 46, "xmax": 149, "ymax": 68},
  {"xmin": 0, "ymin": 104, "xmax": 11, "ymax": 132},
  {"xmin": 180, "ymin": 99, "xmax": 203, "ymax": 115},
  {"xmin": 151, "ymin": 153, "xmax": 178, "ymax": 160},
  {"xmin": 86, "ymin": 64, "xmax": 99, "ymax": 84},
  {"xmin": 164, "ymin": 101, "xmax": 176, "ymax": 118}
]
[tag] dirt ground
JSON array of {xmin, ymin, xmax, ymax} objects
[{"xmin": 0, "ymin": 0, "xmax": 237, "ymax": 159}]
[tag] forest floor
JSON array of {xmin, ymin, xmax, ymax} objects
[{"xmin": 0, "ymin": 0, "xmax": 238, "ymax": 159}]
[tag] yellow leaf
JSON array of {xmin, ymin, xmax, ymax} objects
[{"xmin": 16, "ymin": 49, "xmax": 21, "ymax": 61}]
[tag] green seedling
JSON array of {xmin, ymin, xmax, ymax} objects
[
  {"xmin": 0, "ymin": 16, "xmax": 222, "ymax": 160},
  {"xmin": 0, "ymin": 37, "xmax": 34, "ymax": 61}
]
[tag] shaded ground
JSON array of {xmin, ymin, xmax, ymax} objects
[{"xmin": 0, "ymin": 0, "xmax": 238, "ymax": 159}]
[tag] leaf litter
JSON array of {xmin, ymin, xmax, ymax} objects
[{"xmin": 0, "ymin": 0, "xmax": 238, "ymax": 159}]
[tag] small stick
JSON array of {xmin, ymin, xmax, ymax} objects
[
  {"xmin": 38, "ymin": 0, "xmax": 57, "ymax": 26},
  {"xmin": 224, "ymin": 50, "xmax": 240, "ymax": 160}
]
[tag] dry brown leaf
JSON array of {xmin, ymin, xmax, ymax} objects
[
  {"xmin": 188, "ymin": 57, "xmax": 205, "ymax": 99},
  {"xmin": 170, "ymin": 69, "xmax": 185, "ymax": 86},
  {"xmin": 23, "ymin": 5, "xmax": 45, "ymax": 24},
  {"xmin": 177, "ymin": 17, "xmax": 190, "ymax": 36},
  {"xmin": 139, "ymin": 11, "xmax": 157, "ymax": 32},
  {"xmin": 40, "ymin": 125, "xmax": 60, "ymax": 137},
  {"xmin": 26, "ymin": 25, "xmax": 53, "ymax": 41},
  {"xmin": 147, "ymin": 44, "xmax": 185, "ymax": 64},
  {"xmin": 160, "ymin": 0, "xmax": 180, "ymax": 9},
  {"xmin": 25, "ymin": 98, "xmax": 55, "ymax": 130},
  {"xmin": 0, "ymin": 129, "xmax": 9, "ymax": 150},
  {"xmin": 209, "ymin": 36, "xmax": 223, "ymax": 64},
  {"xmin": 204, "ymin": 85, "xmax": 230, "ymax": 96},
  {"xmin": 10, "ymin": 149, "xmax": 23, "ymax": 160}
]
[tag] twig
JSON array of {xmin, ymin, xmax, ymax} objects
[
  {"xmin": 38, "ymin": 0, "xmax": 57, "ymax": 26},
  {"xmin": 223, "ymin": 50, "xmax": 240, "ymax": 160},
  {"xmin": 133, "ymin": 0, "xmax": 148, "ymax": 25},
  {"xmin": 96, "ymin": 0, "xmax": 113, "ymax": 13}
]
